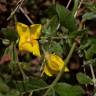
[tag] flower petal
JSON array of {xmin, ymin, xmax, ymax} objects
[
  {"xmin": 50, "ymin": 54, "xmax": 64, "ymax": 70},
  {"xmin": 16, "ymin": 22, "xmax": 30, "ymax": 37},
  {"xmin": 19, "ymin": 42, "xmax": 33, "ymax": 53},
  {"xmin": 31, "ymin": 40, "xmax": 41, "ymax": 57},
  {"xmin": 30, "ymin": 24, "xmax": 42, "ymax": 39},
  {"xmin": 43, "ymin": 64, "xmax": 53, "ymax": 76},
  {"xmin": 45, "ymin": 53, "xmax": 64, "ymax": 71}
]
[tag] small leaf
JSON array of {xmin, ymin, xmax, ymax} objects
[
  {"xmin": 0, "ymin": 93, "xmax": 5, "ymax": 96},
  {"xmin": 1, "ymin": 28, "xmax": 18, "ymax": 41},
  {"xmin": 76, "ymin": 72, "xmax": 92, "ymax": 84},
  {"xmin": 0, "ymin": 78, "xmax": 9, "ymax": 93},
  {"xmin": 82, "ymin": 12, "xmax": 96, "ymax": 21},
  {"xmin": 85, "ymin": 44, "xmax": 96, "ymax": 60},
  {"xmin": 6, "ymin": 90, "xmax": 20, "ymax": 96},
  {"xmin": 49, "ymin": 41, "xmax": 63, "ymax": 56},
  {"xmin": 46, "ymin": 5, "xmax": 57, "ymax": 17},
  {"xmin": 55, "ymin": 83, "xmax": 84, "ymax": 96},
  {"xmin": 84, "ymin": 2, "xmax": 96, "ymax": 12},
  {"xmin": 72, "ymin": 0, "xmax": 79, "ymax": 15},
  {"xmin": 94, "ymin": 93, "xmax": 96, "ymax": 96},
  {"xmin": 16, "ymin": 79, "xmax": 47, "ymax": 92},
  {"xmin": 43, "ymin": 16, "xmax": 59, "ymax": 36},
  {"xmin": 56, "ymin": 4, "xmax": 77, "ymax": 32}
]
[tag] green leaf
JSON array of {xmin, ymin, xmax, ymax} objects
[
  {"xmin": 84, "ymin": 2, "xmax": 96, "ymax": 12},
  {"xmin": 0, "ymin": 79, "xmax": 9, "ymax": 93},
  {"xmin": 16, "ymin": 79, "xmax": 47, "ymax": 92},
  {"xmin": 72, "ymin": 0, "xmax": 79, "ymax": 15},
  {"xmin": 46, "ymin": 5, "xmax": 57, "ymax": 17},
  {"xmin": 76, "ymin": 72, "xmax": 93, "ymax": 84},
  {"xmin": 79, "ymin": 39, "xmax": 91, "ymax": 50},
  {"xmin": 1, "ymin": 28, "xmax": 18, "ymax": 41},
  {"xmin": 49, "ymin": 41, "xmax": 63, "ymax": 56},
  {"xmin": 55, "ymin": 83, "xmax": 84, "ymax": 96},
  {"xmin": 82, "ymin": 12, "xmax": 96, "ymax": 21},
  {"xmin": 94, "ymin": 93, "xmax": 96, "ymax": 96},
  {"xmin": 85, "ymin": 44, "xmax": 96, "ymax": 59},
  {"xmin": 6, "ymin": 90, "xmax": 20, "ymax": 96},
  {"xmin": 0, "ymin": 93, "xmax": 5, "ymax": 96},
  {"xmin": 56, "ymin": 4, "xmax": 77, "ymax": 32},
  {"xmin": 69, "ymin": 29, "xmax": 87, "ymax": 39},
  {"xmin": 43, "ymin": 16, "xmax": 59, "ymax": 36}
]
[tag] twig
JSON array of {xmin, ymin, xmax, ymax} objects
[
  {"xmin": 40, "ymin": 36, "xmax": 68, "ymax": 40},
  {"xmin": 19, "ymin": 7, "xmax": 33, "ymax": 24},
  {"xmin": 74, "ymin": 0, "xmax": 84, "ymax": 17},
  {"xmin": 66, "ymin": 0, "xmax": 72, "ymax": 9},
  {"xmin": 7, "ymin": 0, "xmax": 25, "ymax": 20},
  {"xmin": 17, "ymin": 62, "xmax": 28, "ymax": 80},
  {"xmin": 29, "ymin": 91, "xmax": 33, "ymax": 96},
  {"xmin": 52, "ymin": 0, "xmax": 55, "ymax": 5},
  {"xmin": 89, "ymin": 64, "xmax": 96, "ymax": 88}
]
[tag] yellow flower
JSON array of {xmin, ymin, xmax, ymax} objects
[
  {"xmin": 43, "ymin": 52, "xmax": 69, "ymax": 76},
  {"xmin": 16, "ymin": 22, "xmax": 42, "ymax": 57}
]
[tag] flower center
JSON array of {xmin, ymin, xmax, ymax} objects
[{"xmin": 27, "ymin": 37, "xmax": 31, "ymax": 42}]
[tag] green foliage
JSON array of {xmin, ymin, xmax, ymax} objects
[
  {"xmin": 84, "ymin": 2, "xmax": 96, "ymax": 12},
  {"xmin": 82, "ymin": 12, "xmax": 96, "ymax": 21},
  {"xmin": 85, "ymin": 44, "xmax": 96, "ymax": 59},
  {"xmin": 1, "ymin": 28, "xmax": 18, "ymax": 41},
  {"xmin": 72, "ymin": 0, "xmax": 79, "ymax": 15},
  {"xmin": 55, "ymin": 83, "xmax": 84, "ymax": 96},
  {"xmin": 48, "ymin": 41, "xmax": 63, "ymax": 56},
  {"xmin": 56, "ymin": 4, "xmax": 77, "ymax": 32},
  {"xmin": 6, "ymin": 90, "xmax": 20, "ymax": 96},
  {"xmin": 0, "ymin": 0, "xmax": 96, "ymax": 96},
  {"xmin": 46, "ymin": 5, "xmax": 57, "ymax": 17},
  {"xmin": 76, "ymin": 72, "xmax": 93, "ymax": 84},
  {"xmin": 0, "ymin": 78, "xmax": 9, "ymax": 93},
  {"xmin": 43, "ymin": 16, "xmax": 59, "ymax": 36},
  {"xmin": 16, "ymin": 79, "xmax": 47, "ymax": 92}
]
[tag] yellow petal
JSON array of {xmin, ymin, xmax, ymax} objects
[
  {"xmin": 50, "ymin": 54, "xmax": 64, "ymax": 70},
  {"xmin": 30, "ymin": 24, "xmax": 42, "ymax": 39},
  {"xmin": 45, "ymin": 53, "xmax": 64, "ymax": 71},
  {"xmin": 31, "ymin": 40, "xmax": 41, "ymax": 57},
  {"xmin": 43, "ymin": 64, "xmax": 53, "ymax": 76},
  {"xmin": 16, "ymin": 22, "xmax": 30, "ymax": 37},
  {"xmin": 19, "ymin": 42, "xmax": 33, "ymax": 53}
]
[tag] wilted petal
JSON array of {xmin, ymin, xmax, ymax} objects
[
  {"xmin": 43, "ymin": 64, "xmax": 53, "ymax": 76},
  {"xmin": 43, "ymin": 52, "xmax": 69, "ymax": 76}
]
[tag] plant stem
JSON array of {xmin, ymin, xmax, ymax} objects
[
  {"xmin": 19, "ymin": 7, "xmax": 33, "ymax": 24},
  {"xmin": 7, "ymin": 0, "xmax": 25, "ymax": 20},
  {"xmin": 43, "ymin": 42, "xmax": 76, "ymax": 96},
  {"xmin": 89, "ymin": 64, "xmax": 96, "ymax": 88},
  {"xmin": 22, "ymin": 86, "xmax": 50, "ymax": 95},
  {"xmin": 17, "ymin": 62, "xmax": 27, "ymax": 80},
  {"xmin": 74, "ymin": 0, "xmax": 84, "ymax": 17},
  {"xmin": 52, "ymin": 0, "xmax": 55, "ymax": 5}
]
